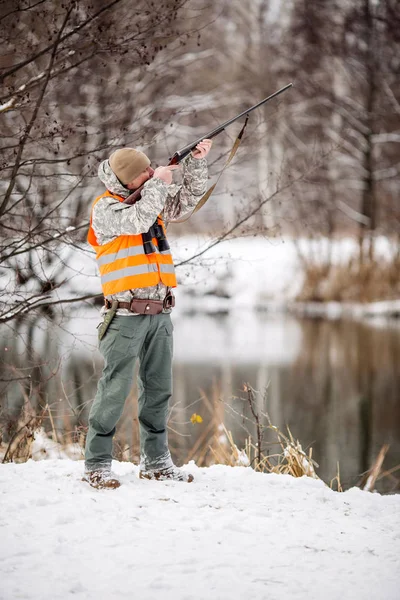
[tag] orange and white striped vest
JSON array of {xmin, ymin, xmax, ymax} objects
[{"xmin": 87, "ymin": 191, "xmax": 177, "ymax": 295}]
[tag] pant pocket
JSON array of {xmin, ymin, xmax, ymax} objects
[{"xmin": 100, "ymin": 325, "xmax": 137, "ymax": 361}]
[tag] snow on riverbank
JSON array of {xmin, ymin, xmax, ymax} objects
[
  {"xmin": 4, "ymin": 235, "xmax": 398, "ymax": 320},
  {"xmin": 171, "ymin": 235, "xmax": 400, "ymax": 317},
  {"xmin": 1, "ymin": 460, "xmax": 399, "ymax": 600},
  {"xmin": 63, "ymin": 234, "xmax": 399, "ymax": 318}
]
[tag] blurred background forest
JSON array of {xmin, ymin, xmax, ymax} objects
[
  {"xmin": 1, "ymin": 0, "xmax": 399, "ymax": 491},
  {"xmin": 1, "ymin": 0, "xmax": 400, "ymax": 316}
]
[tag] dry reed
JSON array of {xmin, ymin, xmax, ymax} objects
[{"xmin": 297, "ymin": 255, "xmax": 400, "ymax": 303}]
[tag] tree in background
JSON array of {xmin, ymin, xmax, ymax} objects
[
  {"xmin": 0, "ymin": 0, "xmax": 199, "ymax": 324},
  {"xmin": 2, "ymin": 0, "xmax": 399, "ymax": 319},
  {"xmin": 281, "ymin": 0, "xmax": 400, "ymax": 260},
  {"xmin": 0, "ymin": 0, "xmax": 205, "ymax": 433},
  {"xmin": 344, "ymin": 0, "xmax": 400, "ymax": 261}
]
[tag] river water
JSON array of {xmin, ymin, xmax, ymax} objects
[{"xmin": 1, "ymin": 309, "xmax": 399, "ymax": 492}]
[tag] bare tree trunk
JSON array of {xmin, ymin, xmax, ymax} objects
[{"xmin": 359, "ymin": 0, "xmax": 377, "ymax": 265}]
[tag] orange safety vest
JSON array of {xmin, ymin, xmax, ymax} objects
[{"xmin": 87, "ymin": 191, "xmax": 177, "ymax": 295}]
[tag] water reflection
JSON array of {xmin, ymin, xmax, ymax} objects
[{"xmin": 1, "ymin": 311, "xmax": 399, "ymax": 492}]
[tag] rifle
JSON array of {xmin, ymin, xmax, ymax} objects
[{"xmin": 125, "ymin": 82, "xmax": 293, "ymax": 206}]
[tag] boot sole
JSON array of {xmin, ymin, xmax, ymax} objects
[
  {"xmin": 139, "ymin": 471, "xmax": 194, "ymax": 483},
  {"xmin": 81, "ymin": 476, "xmax": 121, "ymax": 490}
]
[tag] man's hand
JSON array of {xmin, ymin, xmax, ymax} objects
[
  {"xmin": 153, "ymin": 165, "xmax": 180, "ymax": 185},
  {"xmin": 191, "ymin": 138, "xmax": 212, "ymax": 160}
]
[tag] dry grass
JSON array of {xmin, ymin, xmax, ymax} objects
[
  {"xmin": 208, "ymin": 424, "xmax": 250, "ymax": 467},
  {"xmin": 0, "ymin": 385, "xmax": 397, "ymax": 494},
  {"xmin": 297, "ymin": 256, "xmax": 400, "ymax": 303},
  {"xmin": 210, "ymin": 420, "xmax": 323, "ymax": 481},
  {"xmin": 359, "ymin": 444, "xmax": 390, "ymax": 492}
]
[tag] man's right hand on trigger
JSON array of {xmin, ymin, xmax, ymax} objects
[{"xmin": 153, "ymin": 165, "xmax": 180, "ymax": 186}]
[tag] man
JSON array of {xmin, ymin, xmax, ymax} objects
[{"xmin": 84, "ymin": 139, "xmax": 212, "ymax": 489}]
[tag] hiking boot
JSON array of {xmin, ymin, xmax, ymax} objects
[
  {"xmin": 139, "ymin": 464, "xmax": 194, "ymax": 483},
  {"xmin": 82, "ymin": 469, "xmax": 121, "ymax": 490}
]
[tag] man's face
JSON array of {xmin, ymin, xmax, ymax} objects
[{"xmin": 127, "ymin": 166, "xmax": 154, "ymax": 190}]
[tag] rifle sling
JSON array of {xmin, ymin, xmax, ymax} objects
[{"xmin": 173, "ymin": 115, "xmax": 249, "ymax": 223}]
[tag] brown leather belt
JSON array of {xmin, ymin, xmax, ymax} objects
[{"xmin": 104, "ymin": 292, "xmax": 175, "ymax": 315}]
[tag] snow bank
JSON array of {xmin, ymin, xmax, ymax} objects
[
  {"xmin": 3, "ymin": 235, "xmax": 398, "ymax": 320},
  {"xmin": 171, "ymin": 235, "xmax": 399, "ymax": 317},
  {"xmin": 1, "ymin": 460, "xmax": 399, "ymax": 600}
]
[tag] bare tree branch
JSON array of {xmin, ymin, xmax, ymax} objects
[
  {"xmin": 0, "ymin": 6, "xmax": 73, "ymax": 218},
  {"xmin": 0, "ymin": 0, "xmax": 124, "ymax": 83}
]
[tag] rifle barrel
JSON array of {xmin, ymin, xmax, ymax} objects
[{"xmin": 171, "ymin": 82, "xmax": 293, "ymax": 163}]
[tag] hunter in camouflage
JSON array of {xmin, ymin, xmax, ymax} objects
[
  {"xmin": 84, "ymin": 140, "xmax": 212, "ymax": 489},
  {"xmin": 94, "ymin": 152, "xmax": 208, "ymax": 313}
]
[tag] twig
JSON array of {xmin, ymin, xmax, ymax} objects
[
  {"xmin": 362, "ymin": 444, "xmax": 390, "ymax": 492},
  {"xmin": 243, "ymin": 383, "xmax": 262, "ymax": 468}
]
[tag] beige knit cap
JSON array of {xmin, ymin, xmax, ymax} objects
[{"xmin": 109, "ymin": 148, "xmax": 150, "ymax": 185}]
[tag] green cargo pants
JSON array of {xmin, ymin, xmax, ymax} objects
[{"xmin": 85, "ymin": 313, "xmax": 174, "ymax": 472}]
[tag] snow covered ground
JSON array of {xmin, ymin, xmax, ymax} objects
[{"xmin": 1, "ymin": 460, "xmax": 399, "ymax": 600}]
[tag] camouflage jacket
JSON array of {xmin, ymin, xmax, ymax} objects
[{"xmin": 93, "ymin": 154, "xmax": 208, "ymax": 315}]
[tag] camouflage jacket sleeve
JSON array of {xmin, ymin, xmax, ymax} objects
[
  {"xmin": 92, "ymin": 177, "xmax": 169, "ymax": 240},
  {"xmin": 163, "ymin": 154, "xmax": 208, "ymax": 222}
]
